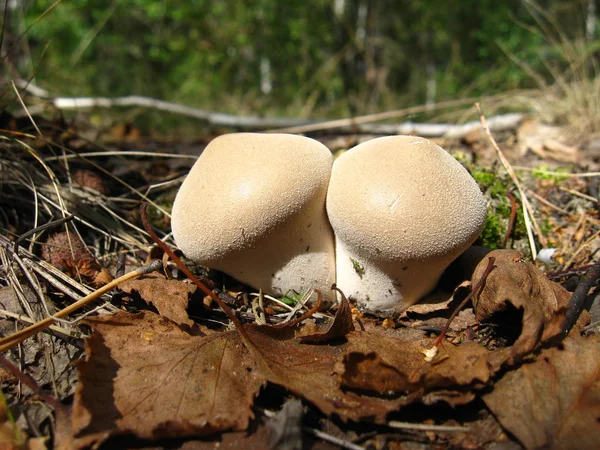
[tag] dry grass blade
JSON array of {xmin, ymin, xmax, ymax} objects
[
  {"xmin": 0, "ymin": 259, "xmax": 162, "ymax": 352},
  {"xmin": 513, "ymin": 167, "xmax": 600, "ymax": 178},
  {"xmin": 476, "ymin": 103, "xmax": 545, "ymax": 258},
  {"xmin": 43, "ymin": 150, "xmax": 198, "ymax": 161},
  {"xmin": 387, "ymin": 421, "xmax": 470, "ymax": 432},
  {"xmin": 0, "ymin": 308, "xmax": 84, "ymax": 338}
]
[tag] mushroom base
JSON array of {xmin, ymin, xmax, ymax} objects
[
  {"xmin": 183, "ymin": 205, "xmax": 336, "ymax": 305},
  {"xmin": 334, "ymin": 241, "xmax": 454, "ymax": 313}
]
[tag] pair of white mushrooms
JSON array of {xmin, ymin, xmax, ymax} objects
[{"xmin": 171, "ymin": 133, "xmax": 486, "ymax": 313}]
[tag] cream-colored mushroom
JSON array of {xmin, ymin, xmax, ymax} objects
[
  {"xmin": 171, "ymin": 133, "xmax": 336, "ymax": 301},
  {"xmin": 326, "ymin": 135, "xmax": 486, "ymax": 313}
]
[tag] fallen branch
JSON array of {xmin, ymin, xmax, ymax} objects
[
  {"xmin": 13, "ymin": 79, "xmax": 524, "ymax": 137},
  {"xmin": 290, "ymin": 112, "xmax": 524, "ymax": 138}
]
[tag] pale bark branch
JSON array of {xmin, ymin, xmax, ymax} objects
[{"xmin": 13, "ymin": 79, "xmax": 525, "ymax": 137}]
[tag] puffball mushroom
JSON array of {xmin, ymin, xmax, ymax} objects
[
  {"xmin": 326, "ymin": 135, "xmax": 487, "ymax": 313},
  {"xmin": 171, "ymin": 133, "xmax": 336, "ymax": 302}
]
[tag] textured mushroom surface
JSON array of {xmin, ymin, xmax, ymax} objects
[
  {"xmin": 326, "ymin": 135, "xmax": 486, "ymax": 313},
  {"xmin": 171, "ymin": 133, "xmax": 336, "ymax": 300}
]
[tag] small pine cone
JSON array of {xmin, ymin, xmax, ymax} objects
[
  {"xmin": 41, "ymin": 231, "xmax": 100, "ymax": 279},
  {"xmin": 72, "ymin": 169, "xmax": 108, "ymax": 195}
]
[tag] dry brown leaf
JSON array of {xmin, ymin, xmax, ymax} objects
[
  {"xmin": 340, "ymin": 332, "xmax": 492, "ymax": 400},
  {"xmin": 76, "ymin": 279, "xmax": 585, "ymax": 447},
  {"xmin": 401, "ymin": 286, "xmax": 463, "ymax": 316},
  {"xmin": 72, "ymin": 311, "xmax": 264, "ymax": 448},
  {"xmin": 119, "ymin": 273, "xmax": 196, "ymax": 326},
  {"xmin": 483, "ymin": 334, "xmax": 600, "ymax": 450},
  {"xmin": 299, "ymin": 290, "xmax": 355, "ymax": 343},
  {"xmin": 248, "ymin": 323, "xmax": 498, "ymax": 420},
  {"xmin": 244, "ymin": 324, "xmax": 414, "ymax": 423},
  {"xmin": 472, "ymin": 250, "xmax": 573, "ymax": 367}
]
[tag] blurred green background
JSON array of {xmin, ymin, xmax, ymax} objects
[{"xmin": 4, "ymin": 0, "xmax": 599, "ymax": 133}]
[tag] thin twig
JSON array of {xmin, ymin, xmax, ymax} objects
[
  {"xmin": 512, "ymin": 166, "xmax": 600, "ymax": 178},
  {"xmin": 559, "ymin": 258, "xmax": 600, "ymax": 340},
  {"xmin": 140, "ymin": 204, "xmax": 245, "ymax": 331},
  {"xmin": 303, "ymin": 427, "xmax": 366, "ymax": 450},
  {"xmin": 526, "ymin": 188, "xmax": 571, "ymax": 215},
  {"xmin": 0, "ymin": 309, "xmax": 85, "ymax": 338},
  {"xmin": 564, "ymin": 229, "xmax": 600, "ymax": 269},
  {"xmin": 42, "ymin": 150, "xmax": 198, "ymax": 161},
  {"xmin": 12, "ymin": 215, "xmax": 74, "ymax": 250},
  {"xmin": 0, "ymin": 354, "xmax": 64, "ymax": 413},
  {"xmin": 272, "ymin": 93, "xmax": 522, "ymax": 134},
  {"xmin": 273, "ymin": 291, "xmax": 322, "ymax": 328},
  {"xmin": 558, "ymin": 187, "xmax": 599, "ymax": 203}
]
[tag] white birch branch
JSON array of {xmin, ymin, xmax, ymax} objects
[{"xmin": 13, "ymin": 79, "xmax": 524, "ymax": 137}]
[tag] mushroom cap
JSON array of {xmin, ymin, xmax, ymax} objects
[
  {"xmin": 171, "ymin": 133, "xmax": 336, "ymax": 299},
  {"xmin": 326, "ymin": 135, "xmax": 486, "ymax": 312}
]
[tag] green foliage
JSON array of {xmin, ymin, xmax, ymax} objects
[{"xmin": 12, "ymin": 0, "xmax": 598, "ymax": 132}]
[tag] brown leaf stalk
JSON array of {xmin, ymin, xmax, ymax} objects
[
  {"xmin": 140, "ymin": 205, "xmax": 324, "ymax": 333},
  {"xmin": 431, "ymin": 256, "xmax": 496, "ymax": 349},
  {"xmin": 273, "ymin": 290, "xmax": 323, "ymax": 328},
  {"xmin": 0, "ymin": 354, "xmax": 64, "ymax": 413},
  {"xmin": 140, "ymin": 204, "xmax": 245, "ymax": 331}
]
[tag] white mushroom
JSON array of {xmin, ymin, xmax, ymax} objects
[
  {"xmin": 171, "ymin": 133, "xmax": 336, "ymax": 302},
  {"xmin": 326, "ymin": 135, "xmax": 486, "ymax": 313}
]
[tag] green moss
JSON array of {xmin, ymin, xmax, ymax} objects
[
  {"xmin": 471, "ymin": 168, "xmax": 507, "ymax": 199},
  {"xmin": 479, "ymin": 214, "xmax": 505, "ymax": 249},
  {"xmin": 531, "ymin": 165, "xmax": 570, "ymax": 181},
  {"xmin": 471, "ymin": 168, "xmax": 531, "ymax": 249}
]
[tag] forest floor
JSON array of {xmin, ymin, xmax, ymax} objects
[{"xmin": 0, "ymin": 109, "xmax": 599, "ymax": 449}]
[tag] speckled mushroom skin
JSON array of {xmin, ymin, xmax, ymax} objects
[
  {"xmin": 171, "ymin": 133, "xmax": 336, "ymax": 302},
  {"xmin": 326, "ymin": 135, "xmax": 487, "ymax": 313}
]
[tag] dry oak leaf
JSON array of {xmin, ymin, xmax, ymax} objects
[
  {"xmin": 483, "ymin": 334, "xmax": 600, "ymax": 450},
  {"xmin": 119, "ymin": 273, "xmax": 196, "ymax": 326},
  {"xmin": 72, "ymin": 311, "xmax": 264, "ymax": 448},
  {"xmin": 471, "ymin": 250, "xmax": 580, "ymax": 368}
]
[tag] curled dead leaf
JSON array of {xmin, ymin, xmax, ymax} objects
[
  {"xmin": 299, "ymin": 287, "xmax": 355, "ymax": 343},
  {"xmin": 471, "ymin": 250, "xmax": 585, "ymax": 367}
]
